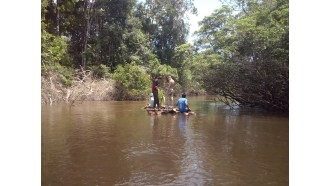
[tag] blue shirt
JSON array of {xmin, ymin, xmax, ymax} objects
[{"xmin": 177, "ymin": 98, "xmax": 188, "ymax": 112}]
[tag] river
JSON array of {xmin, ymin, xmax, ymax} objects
[{"xmin": 41, "ymin": 96, "xmax": 288, "ymax": 185}]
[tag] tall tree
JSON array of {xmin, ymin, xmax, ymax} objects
[
  {"xmin": 196, "ymin": 0, "xmax": 289, "ymax": 111},
  {"xmin": 86, "ymin": 0, "xmax": 139, "ymax": 69},
  {"xmin": 173, "ymin": 43, "xmax": 194, "ymax": 92},
  {"xmin": 81, "ymin": 0, "xmax": 95, "ymax": 68},
  {"xmin": 141, "ymin": 0, "xmax": 196, "ymax": 65}
]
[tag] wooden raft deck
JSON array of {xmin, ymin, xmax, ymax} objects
[{"xmin": 144, "ymin": 107, "xmax": 196, "ymax": 116}]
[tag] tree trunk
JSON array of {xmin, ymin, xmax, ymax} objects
[
  {"xmin": 56, "ymin": 0, "xmax": 60, "ymax": 36},
  {"xmin": 81, "ymin": 0, "xmax": 95, "ymax": 69}
]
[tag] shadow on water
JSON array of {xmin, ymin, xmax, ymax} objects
[{"xmin": 190, "ymin": 96, "xmax": 288, "ymax": 118}]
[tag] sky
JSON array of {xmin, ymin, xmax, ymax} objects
[{"xmin": 187, "ymin": 0, "xmax": 222, "ymax": 43}]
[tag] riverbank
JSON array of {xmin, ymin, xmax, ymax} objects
[
  {"xmin": 41, "ymin": 72, "xmax": 116, "ymax": 105},
  {"xmin": 41, "ymin": 69, "xmax": 206, "ymax": 105}
]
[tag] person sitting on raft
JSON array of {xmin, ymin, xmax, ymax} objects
[{"xmin": 177, "ymin": 93, "xmax": 191, "ymax": 113}]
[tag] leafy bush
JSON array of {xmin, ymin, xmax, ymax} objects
[
  {"xmin": 41, "ymin": 29, "xmax": 73, "ymax": 84},
  {"xmin": 54, "ymin": 64, "xmax": 74, "ymax": 87},
  {"xmin": 112, "ymin": 64, "xmax": 151, "ymax": 100},
  {"xmin": 41, "ymin": 30, "xmax": 69, "ymax": 66},
  {"xmin": 88, "ymin": 64, "xmax": 111, "ymax": 79},
  {"xmin": 147, "ymin": 55, "xmax": 178, "ymax": 79}
]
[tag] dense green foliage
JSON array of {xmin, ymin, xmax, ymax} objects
[
  {"xmin": 195, "ymin": 0, "xmax": 289, "ymax": 111},
  {"xmin": 112, "ymin": 64, "xmax": 151, "ymax": 100},
  {"xmin": 41, "ymin": 0, "xmax": 289, "ymax": 111},
  {"xmin": 140, "ymin": 0, "xmax": 196, "ymax": 65},
  {"xmin": 88, "ymin": 64, "xmax": 111, "ymax": 79}
]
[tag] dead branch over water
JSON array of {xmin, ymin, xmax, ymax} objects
[{"xmin": 41, "ymin": 68, "xmax": 116, "ymax": 105}]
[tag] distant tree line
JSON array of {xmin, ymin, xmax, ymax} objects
[{"xmin": 41, "ymin": 0, "xmax": 288, "ymax": 112}]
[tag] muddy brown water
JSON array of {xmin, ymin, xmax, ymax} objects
[{"xmin": 41, "ymin": 96, "xmax": 288, "ymax": 186}]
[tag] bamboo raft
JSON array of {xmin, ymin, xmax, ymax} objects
[{"xmin": 144, "ymin": 107, "xmax": 196, "ymax": 116}]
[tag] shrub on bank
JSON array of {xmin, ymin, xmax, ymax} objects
[
  {"xmin": 88, "ymin": 64, "xmax": 111, "ymax": 79},
  {"xmin": 112, "ymin": 64, "xmax": 151, "ymax": 101}
]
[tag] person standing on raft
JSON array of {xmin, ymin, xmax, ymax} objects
[
  {"xmin": 166, "ymin": 75, "xmax": 175, "ymax": 109},
  {"xmin": 152, "ymin": 76, "xmax": 161, "ymax": 109}
]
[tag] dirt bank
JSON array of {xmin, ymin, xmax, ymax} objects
[{"xmin": 41, "ymin": 72, "xmax": 117, "ymax": 105}]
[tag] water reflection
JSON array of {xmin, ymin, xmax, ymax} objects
[
  {"xmin": 146, "ymin": 114, "xmax": 212, "ymax": 185},
  {"xmin": 178, "ymin": 114, "xmax": 188, "ymax": 134}
]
